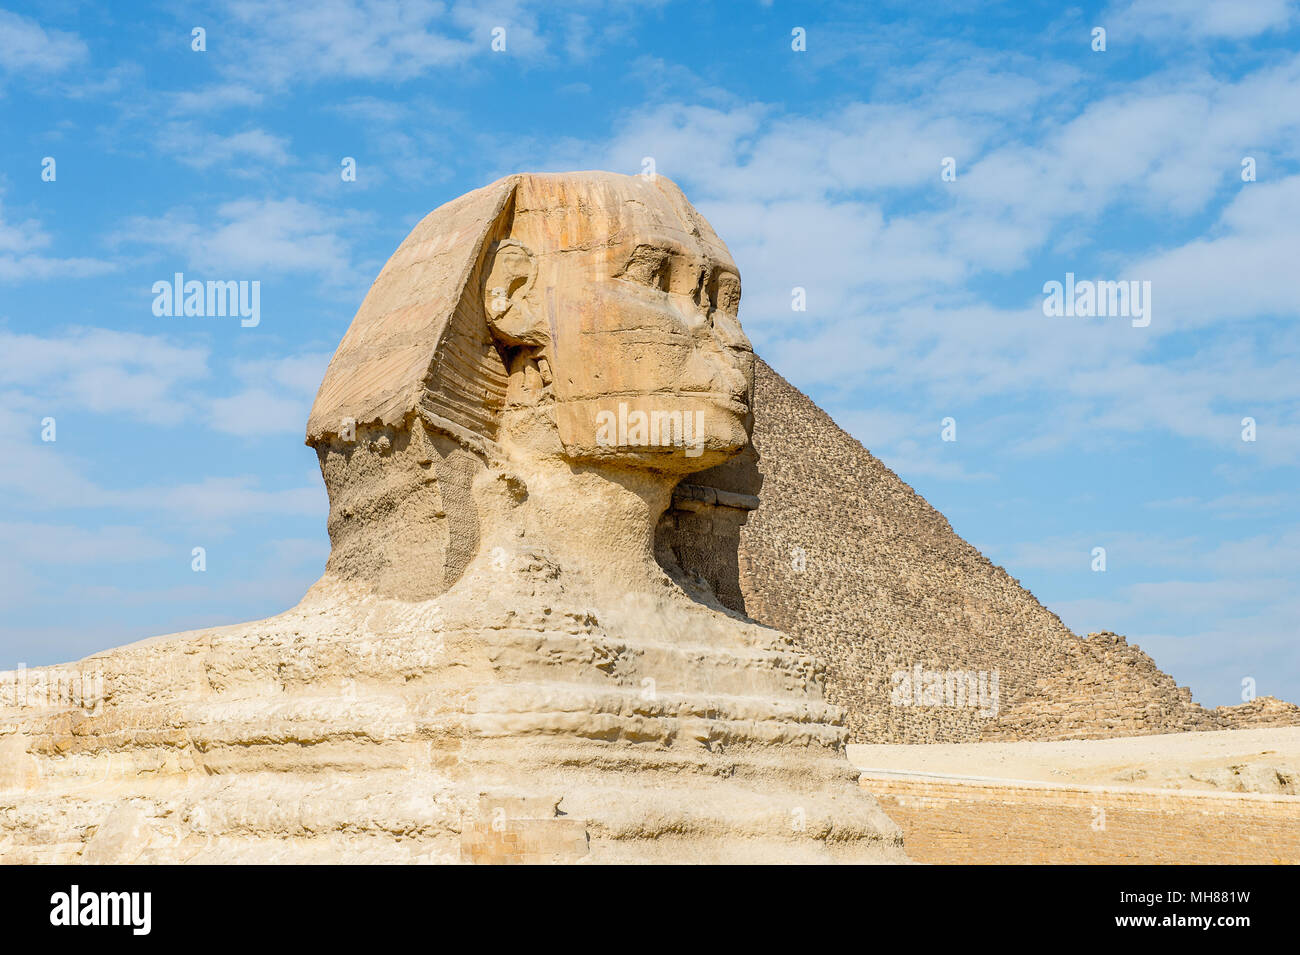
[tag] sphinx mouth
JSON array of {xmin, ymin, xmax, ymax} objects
[
  {"xmin": 722, "ymin": 391, "xmax": 752, "ymax": 414},
  {"xmin": 713, "ymin": 398, "xmax": 752, "ymax": 422},
  {"xmin": 671, "ymin": 392, "xmax": 749, "ymax": 416}
]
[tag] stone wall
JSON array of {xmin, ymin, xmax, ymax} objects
[{"xmin": 860, "ymin": 771, "xmax": 1300, "ymax": 864}]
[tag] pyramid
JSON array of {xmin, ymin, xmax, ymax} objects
[{"xmin": 658, "ymin": 359, "xmax": 1300, "ymax": 743}]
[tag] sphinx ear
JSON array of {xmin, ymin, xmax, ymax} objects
[{"xmin": 482, "ymin": 239, "xmax": 544, "ymax": 346}]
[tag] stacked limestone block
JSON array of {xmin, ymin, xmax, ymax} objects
[
  {"xmin": 1213, "ymin": 695, "xmax": 1300, "ymax": 729},
  {"xmin": 982, "ymin": 632, "xmax": 1215, "ymax": 741}
]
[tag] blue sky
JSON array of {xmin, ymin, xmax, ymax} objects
[{"xmin": 1, "ymin": 0, "xmax": 1297, "ymax": 708}]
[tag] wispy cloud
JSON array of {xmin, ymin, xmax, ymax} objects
[
  {"xmin": 207, "ymin": 0, "xmax": 533, "ymax": 88},
  {"xmin": 208, "ymin": 352, "xmax": 332, "ymax": 437},
  {"xmin": 154, "ymin": 123, "xmax": 293, "ymax": 170},
  {"xmin": 0, "ymin": 327, "xmax": 207, "ymax": 424},
  {"xmin": 0, "ymin": 195, "xmax": 114, "ymax": 282},
  {"xmin": 0, "ymin": 9, "xmax": 86, "ymax": 80},
  {"xmin": 113, "ymin": 198, "xmax": 366, "ymax": 281},
  {"xmin": 1107, "ymin": 0, "xmax": 1299, "ymax": 41}
]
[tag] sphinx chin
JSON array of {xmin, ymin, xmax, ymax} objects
[{"xmin": 553, "ymin": 394, "xmax": 751, "ymax": 475}]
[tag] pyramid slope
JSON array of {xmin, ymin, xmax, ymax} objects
[{"xmin": 666, "ymin": 359, "xmax": 1297, "ymax": 743}]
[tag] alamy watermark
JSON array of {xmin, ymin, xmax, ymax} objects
[
  {"xmin": 890, "ymin": 665, "xmax": 999, "ymax": 717},
  {"xmin": 1042, "ymin": 272, "xmax": 1151, "ymax": 328},
  {"xmin": 0, "ymin": 664, "xmax": 104, "ymax": 715},
  {"xmin": 50, "ymin": 885, "xmax": 150, "ymax": 935},
  {"xmin": 594, "ymin": 402, "xmax": 706, "ymax": 458},
  {"xmin": 152, "ymin": 272, "xmax": 260, "ymax": 327}
]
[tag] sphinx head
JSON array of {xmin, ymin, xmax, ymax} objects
[
  {"xmin": 482, "ymin": 174, "xmax": 753, "ymax": 468},
  {"xmin": 305, "ymin": 171, "xmax": 753, "ymax": 598}
]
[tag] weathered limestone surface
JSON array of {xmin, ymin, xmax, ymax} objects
[
  {"xmin": 0, "ymin": 576, "xmax": 903, "ymax": 863},
  {"xmin": 0, "ymin": 172, "xmax": 905, "ymax": 864}
]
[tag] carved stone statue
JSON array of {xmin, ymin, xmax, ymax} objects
[
  {"xmin": 304, "ymin": 171, "xmax": 755, "ymax": 603},
  {"xmin": 0, "ymin": 172, "xmax": 904, "ymax": 864}
]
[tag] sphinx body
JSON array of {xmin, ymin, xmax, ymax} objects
[{"xmin": 0, "ymin": 172, "xmax": 904, "ymax": 863}]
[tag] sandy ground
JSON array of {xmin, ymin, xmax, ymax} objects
[{"xmin": 848, "ymin": 727, "xmax": 1300, "ymax": 795}]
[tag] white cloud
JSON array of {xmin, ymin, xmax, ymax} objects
[
  {"xmin": 998, "ymin": 524, "xmax": 1300, "ymax": 705},
  {"xmin": 207, "ymin": 351, "xmax": 333, "ymax": 437},
  {"xmin": 0, "ymin": 327, "xmax": 208, "ymax": 425},
  {"xmin": 115, "ymin": 198, "xmax": 365, "ymax": 280},
  {"xmin": 0, "ymin": 195, "xmax": 114, "ymax": 283},
  {"xmin": 166, "ymin": 84, "xmax": 265, "ymax": 113},
  {"xmin": 210, "ymin": 0, "xmax": 543, "ymax": 88},
  {"xmin": 1002, "ymin": 527, "xmax": 1300, "ymax": 577},
  {"xmin": 0, "ymin": 400, "xmax": 324, "ymax": 521},
  {"xmin": 1129, "ymin": 175, "xmax": 1300, "ymax": 329},
  {"xmin": 144, "ymin": 476, "xmax": 325, "ymax": 522},
  {"xmin": 1109, "ymin": 0, "xmax": 1298, "ymax": 41},
  {"xmin": 1147, "ymin": 492, "xmax": 1298, "ymax": 518},
  {"xmin": 208, "ymin": 388, "xmax": 307, "ymax": 437},
  {"xmin": 0, "ymin": 523, "xmax": 168, "ymax": 564},
  {"xmin": 154, "ymin": 124, "xmax": 293, "ymax": 170},
  {"xmin": 0, "ymin": 10, "xmax": 86, "ymax": 77},
  {"xmin": 0, "ymin": 332, "xmax": 327, "ymax": 520},
  {"xmin": 0, "ymin": 327, "xmax": 334, "ymax": 442}
]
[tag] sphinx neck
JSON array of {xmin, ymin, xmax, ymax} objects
[{"xmin": 487, "ymin": 446, "xmax": 677, "ymax": 595}]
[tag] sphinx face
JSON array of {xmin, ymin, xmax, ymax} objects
[{"xmin": 511, "ymin": 174, "xmax": 754, "ymax": 473}]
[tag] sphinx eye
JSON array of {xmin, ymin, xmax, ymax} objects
[
  {"xmin": 620, "ymin": 245, "xmax": 670, "ymax": 291},
  {"xmin": 692, "ymin": 266, "xmax": 709, "ymax": 310},
  {"xmin": 710, "ymin": 272, "xmax": 740, "ymax": 314}
]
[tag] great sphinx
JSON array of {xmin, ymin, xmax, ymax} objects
[
  {"xmin": 306, "ymin": 170, "xmax": 759, "ymax": 608},
  {"xmin": 0, "ymin": 172, "xmax": 904, "ymax": 864}
]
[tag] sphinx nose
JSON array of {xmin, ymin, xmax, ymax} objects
[
  {"xmin": 679, "ymin": 340, "xmax": 751, "ymax": 400},
  {"xmin": 710, "ymin": 308, "xmax": 750, "ymax": 353},
  {"xmin": 720, "ymin": 363, "xmax": 751, "ymax": 403}
]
